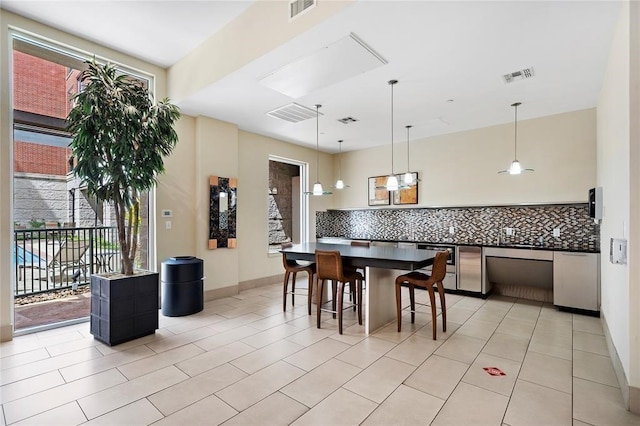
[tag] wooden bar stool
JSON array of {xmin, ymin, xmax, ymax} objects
[
  {"xmin": 395, "ymin": 251, "xmax": 449, "ymax": 339},
  {"xmin": 315, "ymin": 249, "xmax": 363, "ymax": 334},
  {"xmin": 281, "ymin": 243, "xmax": 315, "ymax": 315}
]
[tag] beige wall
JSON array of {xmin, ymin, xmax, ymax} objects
[{"xmin": 332, "ymin": 108, "xmax": 596, "ymax": 209}]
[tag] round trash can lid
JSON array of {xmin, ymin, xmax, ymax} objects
[{"xmin": 169, "ymin": 256, "xmax": 196, "ymax": 261}]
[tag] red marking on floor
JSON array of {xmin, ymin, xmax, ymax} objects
[{"xmin": 483, "ymin": 367, "xmax": 506, "ymax": 376}]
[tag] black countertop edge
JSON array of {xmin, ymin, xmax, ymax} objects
[
  {"xmin": 322, "ymin": 201, "xmax": 589, "ymax": 212},
  {"xmin": 317, "ymin": 237, "xmax": 600, "ymax": 254}
]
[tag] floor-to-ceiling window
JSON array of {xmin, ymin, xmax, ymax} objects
[{"xmin": 11, "ymin": 33, "xmax": 153, "ymax": 333}]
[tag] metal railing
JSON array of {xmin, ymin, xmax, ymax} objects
[{"xmin": 13, "ymin": 226, "xmax": 120, "ymax": 297}]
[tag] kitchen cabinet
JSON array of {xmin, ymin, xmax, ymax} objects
[{"xmin": 553, "ymin": 252, "xmax": 600, "ymax": 311}]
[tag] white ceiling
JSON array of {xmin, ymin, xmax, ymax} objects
[{"xmin": 1, "ymin": 0, "xmax": 622, "ymax": 153}]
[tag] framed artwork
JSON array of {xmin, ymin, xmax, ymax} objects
[
  {"xmin": 393, "ymin": 172, "xmax": 419, "ymax": 205},
  {"xmin": 209, "ymin": 176, "xmax": 237, "ymax": 249},
  {"xmin": 368, "ymin": 176, "xmax": 391, "ymax": 206}
]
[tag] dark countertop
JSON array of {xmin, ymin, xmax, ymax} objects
[{"xmin": 318, "ymin": 237, "xmax": 600, "ymax": 254}]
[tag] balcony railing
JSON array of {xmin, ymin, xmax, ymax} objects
[{"xmin": 13, "ymin": 226, "xmax": 120, "ymax": 297}]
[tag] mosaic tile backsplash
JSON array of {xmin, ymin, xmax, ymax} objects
[{"xmin": 316, "ymin": 204, "xmax": 600, "ymax": 252}]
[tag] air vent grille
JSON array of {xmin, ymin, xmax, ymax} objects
[
  {"xmin": 337, "ymin": 117, "xmax": 358, "ymax": 124},
  {"xmin": 266, "ymin": 103, "xmax": 321, "ymax": 123},
  {"xmin": 503, "ymin": 67, "xmax": 535, "ymax": 83},
  {"xmin": 290, "ymin": 0, "xmax": 316, "ymax": 19}
]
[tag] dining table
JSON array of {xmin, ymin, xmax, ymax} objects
[{"xmin": 280, "ymin": 242, "xmax": 438, "ymax": 334}]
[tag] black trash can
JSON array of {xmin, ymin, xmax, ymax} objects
[{"xmin": 161, "ymin": 256, "xmax": 204, "ymax": 317}]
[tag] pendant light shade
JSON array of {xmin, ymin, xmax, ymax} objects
[
  {"xmin": 403, "ymin": 125, "xmax": 420, "ymax": 185},
  {"xmin": 333, "ymin": 139, "xmax": 350, "ymax": 189},
  {"xmin": 498, "ymin": 102, "xmax": 534, "ymax": 175},
  {"xmin": 385, "ymin": 79, "xmax": 399, "ymax": 191},
  {"xmin": 305, "ymin": 104, "xmax": 332, "ymax": 195}
]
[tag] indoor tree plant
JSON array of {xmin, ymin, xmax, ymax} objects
[{"xmin": 67, "ymin": 58, "xmax": 180, "ymax": 345}]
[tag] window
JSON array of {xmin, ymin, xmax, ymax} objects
[{"xmin": 268, "ymin": 156, "xmax": 308, "ymax": 252}]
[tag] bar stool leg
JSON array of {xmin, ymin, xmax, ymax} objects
[
  {"xmin": 291, "ymin": 272, "xmax": 297, "ymax": 306},
  {"xmin": 283, "ymin": 270, "xmax": 291, "ymax": 312},
  {"xmin": 316, "ymin": 278, "xmax": 325, "ymax": 329},
  {"xmin": 331, "ymin": 281, "xmax": 337, "ymax": 319},
  {"xmin": 395, "ymin": 278, "xmax": 403, "ymax": 332},
  {"xmin": 428, "ymin": 287, "xmax": 437, "ymax": 340},
  {"xmin": 307, "ymin": 273, "xmax": 314, "ymax": 315},
  {"xmin": 337, "ymin": 281, "xmax": 345, "ymax": 334},
  {"xmin": 357, "ymin": 278, "xmax": 363, "ymax": 325},
  {"xmin": 437, "ymin": 282, "xmax": 446, "ymax": 332},
  {"xmin": 409, "ymin": 284, "xmax": 416, "ymax": 324}
]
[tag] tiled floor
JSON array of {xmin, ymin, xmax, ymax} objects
[{"xmin": 1, "ymin": 281, "xmax": 639, "ymax": 425}]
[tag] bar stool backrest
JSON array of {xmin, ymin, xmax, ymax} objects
[
  {"xmin": 315, "ymin": 249, "xmax": 346, "ymax": 281},
  {"xmin": 431, "ymin": 251, "xmax": 449, "ymax": 282}
]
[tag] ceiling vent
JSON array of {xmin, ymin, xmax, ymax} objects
[
  {"xmin": 337, "ymin": 116, "xmax": 358, "ymax": 124},
  {"xmin": 503, "ymin": 67, "xmax": 535, "ymax": 83},
  {"xmin": 266, "ymin": 102, "xmax": 321, "ymax": 123},
  {"xmin": 289, "ymin": 0, "xmax": 316, "ymax": 20}
]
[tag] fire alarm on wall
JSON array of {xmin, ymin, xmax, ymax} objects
[{"xmin": 162, "ymin": 209, "xmax": 172, "ymax": 218}]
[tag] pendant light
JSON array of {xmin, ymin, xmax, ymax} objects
[
  {"xmin": 333, "ymin": 139, "xmax": 350, "ymax": 189},
  {"xmin": 385, "ymin": 79, "xmax": 399, "ymax": 191},
  {"xmin": 306, "ymin": 104, "xmax": 332, "ymax": 196},
  {"xmin": 403, "ymin": 125, "xmax": 420, "ymax": 186},
  {"xmin": 498, "ymin": 102, "xmax": 534, "ymax": 175}
]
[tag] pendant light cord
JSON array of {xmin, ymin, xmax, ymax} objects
[
  {"xmin": 315, "ymin": 104, "xmax": 321, "ymax": 182},
  {"xmin": 512, "ymin": 102, "xmax": 520, "ymax": 161},
  {"xmin": 338, "ymin": 140, "xmax": 343, "ymax": 179},
  {"xmin": 406, "ymin": 125, "xmax": 412, "ymax": 172},
  {"xmin": 389, "ymin": 80, "xmax": 397, "ymax": 174}
]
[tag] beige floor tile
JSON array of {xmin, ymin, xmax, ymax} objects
[
  {"xmin": 461, "ymin": 352, "xmax": 521, "ymax": 396},
  {"xmin": 434, "ymin": 333, "xmax": 485, "ymax": 364},
  {"xmin": 83, "ymin": 399, "xmax": 163, "ymax": 425},
  {"xmin": 12, "ymin": 401, "xmax": 86, "ymax": 426},
  {"xmin": 454, "ymin": 297, "xmax": 487, "ymax": 311},
  {"xmin": 573, "ymin": 377, "xmax": 640, "ymax": 425},
  {"xmin": 59, "ymin": 344, "xmax": 155, "ymax": 382},
  {"xmin": 531, "ymin": 328, "xmax": 573, "ymax": 349},
  {"xmin": 573, "ymin": 330, "xmax": 609, "ymax": 356},
  {"xmin": 283, "ymin": 337, "xmax": 350, "ymax": 371},
  {"xmin": 528, "ymin": 340, "xmax": 573, "ymax": 361},
  {"xmin": 3, "ymin": 369, "xmax": 127, "ymax": 424},
  {"xmin": 35, "ymin": 330, "xmax": 85, "ymax": 349},
  {"xmin": 404, "ymin": 354, "xmax": 469, "ymax": 400},
  {"xmin": 504, "ymin": 379, "xmax": 572, "ymax": 426},
  {"xmin": 335, "ymin": 336, "xmax": 396, "ymax": 369},
  {"xmin": 0, "ymin": 347, "xmax": 102, "ymax": 386},
  {"xmin": 414, "ymin": 321, "xmax": 462, "ymax": 341},
  {"xmin": 370, "ymin": 320, "xmax": 419, "ymax": 344},
  {"xmin": 519, "ymin": 351, "xmax": 572, "ymax": 393},
  {"xmin": 209, "ymin": 314, "xmax": 265, "ymax": 332},
  {"xmin": 442, "ymin": 306, "xmax": 477, "ymax": 324},
  {"xmin": 505, "ymin": 306, "xmax": 541, "ymax": 325},
  {"xmin": 164, "ymin": 313, "xmax": 227, "ymax": 334},
  {"xmin": 482, "ymin": 332, "xmax": 530, "ymax": 362},
  {"xmin": 291, "ymin": 388, "xmax": 377, "ymax": 426},
  {"xmin": 215, "ymin": 361, "xmax": 305, "ymax": 411},
  {"xmin": 327, "ymin": 324, "xmax": 368, "ymax": 346},
  {"xmin": 0, "ymin": 348, "xmax": 50, "ymax": 371},
  {"xmin": 78, "ymin": 366, "xmax": 188, "ymax": 420},
  {"xmin": 281, "ymin": 358, "xmax": 361, "ymax": 407},
  {"xmin": 240, "ymin": 323, "xmax": 302, "ymax": 349},
  {"xmin": 44, "ymin": 336, "xmax": 102, "ymax": 357},
  {"xmin": 431, "ymin": 382, "xmax": 509, "ymax": 426},
  {"xmin": 222, "ymin": 391, "xmax": 308, "ymax": 425},
  {"xmin": 93, "ymin": 329, "xmax": 174, "ymax": 356},
  {"xmin": 193, "ymin": 325, "xmax": 260, "ymax": 351},
  {"xmin": 231, "ymin": 339, "xmax": 304, "ymax": 374},
  {"xmin": 0, "ymin": 370, "xmax": 64, "ymax": 404},
  {"xmin": 175, "ymin": 341, "xmax": 255, "ymax": 377},
  {"xmin": 148, "ymin": 363, "xmax": 247, "ymax": 416},
  {"xmin": 572, "ymin": 315, "xmax": 604, "ymax": 335},
  {"xmin": 470, "ymin": 306, "xmax": 509, "ymax": 324},
  {"xmin": 571, "ymin": 420, "xmax": 591, "ymax": 426},
  {"xmin": 145, "ymin": 325, "xmax": 218, "ymax": 353},
  {"xmin": 250, "ymin": 311, "xmax": 305, "ymax": 331},
  {"xmin": 573, "ymin": 350, "xmax": 619, "ymax": 387},
  {"xmin": 343, "ymin": 356, "xmax": 415, "ymax": 403},
  {"xmin": 385, "ymin": 334, "xmax": 442, "ymax": 366},
  {"xmin": 496, "ymin": 318, "xmax": 536, "ymax": 339},
  {"xmin": 285, "ymin": 326, "xmax": 338, "ymax": 347},
  {"xmin": 153, "ymin": 394, "xmax": 238, "ymax": 426},
  {"xmin": 117, "ymin": 343, "xmax": 204, "ymax": 380},
  {"xmin": 456, "ymin": 319, "xmax": 499, "ymax": 341},
  {"xmin": 286, "ymin": 314, "xmax": 318, "ymax": 330},
  {"xmin": 535, "ymin": 317, "xmax": 573, "ymax": 338},
  {"xmin": 362, "ymin": 384, "xmax": 444, "ymax": 425}
]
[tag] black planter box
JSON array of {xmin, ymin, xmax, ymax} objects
[{"xmin": 90, "ymin": 271, "xmax": 159, "ymax": 346}]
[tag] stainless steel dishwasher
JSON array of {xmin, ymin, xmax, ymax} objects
[{"xmin": 457, "ymin": 246, "xmax": 482, "ymax": 292}]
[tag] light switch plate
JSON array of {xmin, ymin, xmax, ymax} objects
[
  {"xmin": 610, "ymin": 238, "xmax": 627, "ymax": 265},
  {"xmin": 553, "ymin": 228, "xmax": 561, "ymax": 237}
]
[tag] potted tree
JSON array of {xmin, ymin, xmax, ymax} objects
[{"xmin": 67, "ymin": 58, "xmax": 180, "ymax": 345}]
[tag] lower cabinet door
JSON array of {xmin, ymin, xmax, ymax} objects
[{"xmin": 553, "ymin": 252, "xmax": 600, "ymax": 311}]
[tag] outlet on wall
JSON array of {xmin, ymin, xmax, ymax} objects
[
  {"xmin": 449, "ymin": 226, "xmax": 455, "ymax": 235},
  {"xmin": 505, "ymin": 227, "xmax": 514, "ymax": 236},
  {"xmin": 553, "ymin": 227, "xmax": 560, "ymax": 237}
]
